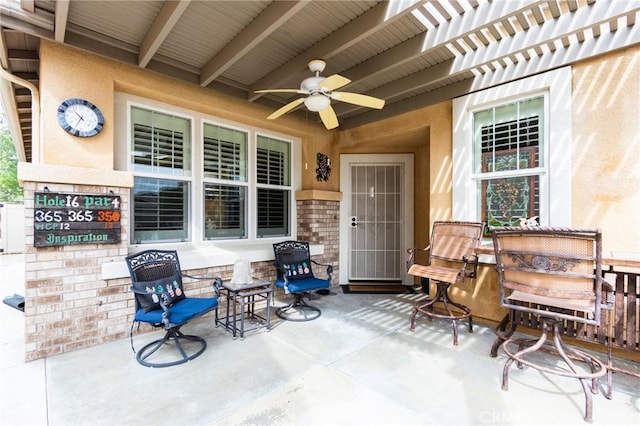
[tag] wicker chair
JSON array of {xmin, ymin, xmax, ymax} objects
[
  {"xmin": 492, "ymin": 227, "xmax": 608, "ymax": 423},
  {"xmin": 407, "ymin": 221, "xmax": 484, "ymax": 345}
]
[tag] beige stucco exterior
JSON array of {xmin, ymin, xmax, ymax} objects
[
  {"xmin": 571, "ymin": 49, "xmax": 640, "ymax": 256},
  {"xmin": 14, "ymin": 40, "xmax": 640, "ymax": 359},
  {"xmin": 29, "ymin": 42, "xmax": 640, "ymax": 257}
]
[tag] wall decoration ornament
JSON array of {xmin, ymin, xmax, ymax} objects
[{"xmin": 316, "ymin": 152, "xmax": 331, "ymax": 182}]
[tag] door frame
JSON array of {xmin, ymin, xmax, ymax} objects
[{"xmin": 339, "ymin": 153, "xmax": 414, "ymax": 284}]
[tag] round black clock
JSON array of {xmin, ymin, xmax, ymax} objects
[{"xmin": 57, "ymin": 98, "xmax": 104, "ymax": 137}]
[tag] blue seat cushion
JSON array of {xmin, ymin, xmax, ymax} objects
[
  {"xmin": 134, "ymin": 297, "xmax": 218, "ymax": 326},
  {"xmin": 275, "ymin": 277, "xmax": 330, "ymax": 293}
]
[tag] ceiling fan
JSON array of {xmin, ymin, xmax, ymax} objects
[{"xmin": 254, "ymin": 59, "xmax": 385, "ymax": 130}]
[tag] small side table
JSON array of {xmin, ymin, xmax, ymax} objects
[{"xmin": 215, "ymin": 279, "xmax": 272, "ymax": 339}]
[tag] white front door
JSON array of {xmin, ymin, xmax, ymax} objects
[{"xmin": 339, "ymin": 154, "xmax": 414, "ymax": 284}]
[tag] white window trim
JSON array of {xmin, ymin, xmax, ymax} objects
[
  {"xmin": 128, "ymin": 105, "xmax": 195, "ymax": 243},
  {"xmin": 452, "ymin": 66, "xmax": 572, "ymax": 230},
  {"xmin": 114, "ymin": 92, "xmax": 301, "ymax": 257}
]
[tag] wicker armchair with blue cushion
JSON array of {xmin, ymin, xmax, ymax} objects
[
  {"xmin": 126, "ymin": 249, "xmax": 221, "ymax": 368},
  {"xmin": 273, "ymin": 241, "xmax": 333, "ymax": 321}
]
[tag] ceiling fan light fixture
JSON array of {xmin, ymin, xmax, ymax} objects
[{"xmin": 304, "ymin": 93, "xmax": 330, "ymax": 112}]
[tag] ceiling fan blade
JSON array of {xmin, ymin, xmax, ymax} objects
[
  {"xmin": 320, "ymin": 74, "xmax": 350, "ymax": 92},
  {"xmin": 330, "ymin": 92, "xmax": 385, "ymax": 109},
  {"xmin": 254, "ymin": 89, "xmax": 308, "ymax": 94},
  {"xmin": 267, "ymin": 98, "xmax": 305, "ymax": 120},
  {"xmin": 318, "ymin": 105, "xmax": 339, "ymax": 130}
]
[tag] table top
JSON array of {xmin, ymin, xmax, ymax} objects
[{"xmin": 222, "ymin": 278, "xmax": 271, "ymax": 292}]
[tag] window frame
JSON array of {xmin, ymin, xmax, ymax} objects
[
  {"xmin": 255, "ymin": 134, "xmax": 293, "ymax": 238},
  {"xmin": 129, "ymin": 105, "xmax": 194, "ymax": 244},
  {"xmin": 475, "ymin": 97, "xmax": 544, "ymax": 234},
  {"xmin": 202, "ymin": 121, "xmax": 250, "ymax": 240},
  {"xmin": 116, "ymin": 93, "xmax": 300, "ymax": 247},
  {"xmin": 452, "ymin": 67, "xmax": 572, "ymax": 236}
]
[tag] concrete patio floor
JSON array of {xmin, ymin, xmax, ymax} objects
[{"xmin": 1, "ymin": 253, "xmax": 638, "ymax": 426}]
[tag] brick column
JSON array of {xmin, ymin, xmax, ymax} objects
[
  {"xmin": 295, "ymin": 190, "xmax": 341, "ymax": 286},
  {"xmin": 22, "ymin": 181, "xmax": 131, "ymax": 361}
]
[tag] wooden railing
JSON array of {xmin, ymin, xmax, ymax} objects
[
  {"xmin": 601, "ymin": 260, "xmax": 639, "ymax": 353},
  {"xmin": 484, "ymin": 253, "xmax": 640, "ymax": 397}
]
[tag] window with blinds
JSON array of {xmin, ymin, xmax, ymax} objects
[
  {"xmin": 128, "ymin": 103, "xmax": 295, "ymax": 243},
  {"xmin": 202, "ymin": 124, "xmax": 247, "ymax": 239},
  {"xmin": 203, "ymin": 124, "xmax": 247, "ymax": 181},
  {"xmin": 131, "ymin": 107, "xmax": 191, "ymax": 176},
  {"xmin": 204, "ymin": 184, "xmax": 246, "ymax": 239},
  {"xmin": 256, "ymin": 136, "xmax": 291, "ymax": 237},
  {"xmin": 257, "ymin": 188, "xmax": 289, "ymax": 237},
  {"xmin": 473, "ymin": 96, "xmax": 544, "ymax": 233},
  {"xmin": 133, "ymin": 177, "xmax": 189, "ymax": 242},
  {"xmin": 133, "ymin": 124, "xmax": 185, "ymax": 171},
  {"xmin": 130, "ymin": 107, "xmax": 191, "ymax": 243}
]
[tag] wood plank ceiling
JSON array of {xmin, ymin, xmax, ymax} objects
[{"xmin": 1, "ymin": 0, "xmax": 639, "ymax": 162}]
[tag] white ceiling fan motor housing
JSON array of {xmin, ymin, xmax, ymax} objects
[
  {"xmin": 301, "ymin": 72, "xmax": 331, "ymax": 111},
  {"xmin": 304, "ymin": 93, "xmax": 330, "ymax": 111},
  {"xmin": 300, "ymin": 76, "xmax": 325, "ymax": 92}
]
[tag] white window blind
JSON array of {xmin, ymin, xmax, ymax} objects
[
  {"xmin": 203, "ymin": 124, "xmax": 247, "ymax": 181},
  {"xmin": 131, "ymin": 107, "xmax": 191, "ymax": 243},
  {"xmin": 256, "ymin": 136, "xmax": 291, "ymax": 237}
]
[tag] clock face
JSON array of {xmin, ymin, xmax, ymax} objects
[{"xmin": 57, "ymin": 98, "xmax": 104, "ymax": 137}]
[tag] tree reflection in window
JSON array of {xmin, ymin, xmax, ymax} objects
[
  {"xmin": 481, "ymin": 147, "xmax": 537, "ymax": 230},
  {"xmin": 478, "ymin": 107, "xmax": 541, "ymax": 236}
]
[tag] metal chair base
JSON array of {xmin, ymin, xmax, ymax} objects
[
  {"xmin": 276, "ymin": 293, "xmax": 322, "ymax": 321},
  {"xmin": 501, "ymin": 317, "xmax": 606, "ymax": 423},
  {"xmin": 136, "ymin": 328, "xmax": 207, "ymax": 368},
  {"xmin": 410, "ymin": 281, "xmax": 472, "ymax": 345}
]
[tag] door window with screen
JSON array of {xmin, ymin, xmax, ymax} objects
[
  {"xmin": 473, "ymin": 96, "xmax": 544, "ymax": 235},
  {"xmin": 131, "ymin": 107, "xmax": 191, "ymax": 243}
]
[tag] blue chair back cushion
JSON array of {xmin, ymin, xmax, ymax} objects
[
  {"xmin": 132, "ymin": 272, "xmax": 186, "ymax": 312},
  {"xmin": 275, "ymin": 276, "xmax": 330, "ymax": 293},
  {"xmin": 135, "ymin": 297, "xmax": 218, "ymax": 325}
]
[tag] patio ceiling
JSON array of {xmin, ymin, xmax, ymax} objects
[{"xmin": 1, "ymin": 0, "xmax": 639, "ymax": 162}]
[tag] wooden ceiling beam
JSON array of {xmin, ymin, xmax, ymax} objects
[
  {"xmin": 200, "ymin": 0, "xmax": 307, "ymax": 87},
  {"xmin": 138, "ymin": 0, "xmax": 191, "ymax": 68},
  {"xmin": 248, "ymin": 0, "xmax": 426, "ymax": 102}
]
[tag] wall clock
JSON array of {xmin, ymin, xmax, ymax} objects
[{"xmin": 57, "ymin": 98, "xmax": 104, "ymax": 137}]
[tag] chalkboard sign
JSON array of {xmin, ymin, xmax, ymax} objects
[{"xmin": 34, "ymin": 192, "xmax": 121, "ymax": 247}]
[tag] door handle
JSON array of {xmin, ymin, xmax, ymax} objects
[{"xmin": 350, "ymin": 216, "xmax": 358, "ymax": 227}]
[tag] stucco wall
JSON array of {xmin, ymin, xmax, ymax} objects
[
  {"xmin": 36, "ymin": 41, "xmax": 640, "ymax": 256},
  {"xmin": 37, "ymin": 41, "xmax": 334, "ymax": 187},
  {"xmin": 17, "ymin": 40, "xmax": 640, "ymax": 359},
  {"xmin": 571, "ymin": 46, "xmax": 640, "ymax": 255}
]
